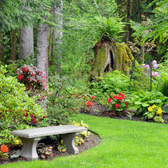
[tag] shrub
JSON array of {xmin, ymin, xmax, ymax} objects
[
  {"xmin": 0, "ymin": 65, "xmax": 47, "ymax": 144},
  {"xmin": 46, "ymin": 76, "xmax": 85, "ymax": 125},
  {"xmin": 16, "ymin": 64, "xmax": 47, "ymax": 91}
]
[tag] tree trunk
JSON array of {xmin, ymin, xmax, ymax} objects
[
  {"xmin": 36, "ymin": 22, "xmax": 48, "ymax": 82},
  {"xmin": 0, "ymin": 31, "xmax": 5, "ymax": 64},
  {"xmin": 51, "ymin": 0, "xmax": 63, "ymax": 74},
  {"xmin": 10, "ymin": 29, "xmax": 17, "ymax": 61},
  {"xmin": 19, "ymin": 26, "xmax": 34, "ymax": 62}
]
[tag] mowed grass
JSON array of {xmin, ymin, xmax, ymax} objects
[{"xmin": 1, "ymin": 114, "xmax": 168, "ymax": 168}]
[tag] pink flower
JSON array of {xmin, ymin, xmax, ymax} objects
[
  {"xmin": 107, "ymin": 98, "xmax": 112, "ymax": 104},
  {"xmin": 152, "ymin": 60, "xmax": 157, "ymax": 65},
  {"xmin": 153, "ymin": 64, "xmax": 158, "ymax": 69}
]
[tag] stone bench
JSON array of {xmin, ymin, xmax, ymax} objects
[{"xmin": 11, "ymin": 125, "xmax": 87, "ymax": 161}]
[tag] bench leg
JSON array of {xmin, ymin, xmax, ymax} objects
[
  {"xmin": 62, "ymin": 133, "xmax": 79, "ymax": 154},
  {"xmin": 20, "ymin": 137, "xmax": 41, "ymax": 161}
]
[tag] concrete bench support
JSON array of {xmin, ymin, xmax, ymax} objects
[
  {"xmin": 20, "ymin": 137, "xmax": 41, "ymax": 161},
  {"xmin": 11, "ymin": 125, "xmax": 86, "ymax": 161},
  {"xmin": 62, "ymin": 133, "xmax": 78, "ymax": 154}
]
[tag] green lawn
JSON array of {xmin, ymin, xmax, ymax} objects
[{"xmin": 2, "ymin": 114, "xmax": 168, "ymax": 168}]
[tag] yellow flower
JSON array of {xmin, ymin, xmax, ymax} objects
[
  {"xmin": 152, "ymin": 104, "xmax": 156, "ymax": 109},
  {"xmin": 74, "ymin": 123, "xmax": 80, "ymax": 127},
  {"xmin": 157, "ymin": 108, "xmax": 162, "ymax": 115},
  {"xmin": 14, "ymin": 140, "xmax": 20, "ymax": 145},
  {"xmin": 61, "ymin": 140, "xmax": 63, "ymax": 144},
  {"xmin": 148, "ymin": 107, "xmax": 153, "ymax": 112}
]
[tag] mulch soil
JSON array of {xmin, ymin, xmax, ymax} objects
[{"xmin": 1, "ymin": 101, "xmax": 168, "ymax": 165}]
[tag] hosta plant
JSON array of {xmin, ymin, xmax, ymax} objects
[{"xmin": 143, "ymin": 104, "xmax": 164, "ymax": 123}]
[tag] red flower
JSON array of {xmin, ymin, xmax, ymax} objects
[
  {"xmin": 91, "ymin": 96, "xmax": 95, "ymax": 99},
  {"xmin": 17, "ymin": 74, "xmax": 24, "ymax": 80},
  {"xmin": 117, "ymin": 97, "xmax": 123, "ymax": 101},
  {"xmin": 86, "ymin": 101, "xmax": 94, "ymax": 107},
  {"xmin": 44, "ymin": 114, "xmax": 48, "ymax": 118},
  {"xmin": 125, "ymin": 102, "xmax": 128, "ymax": 107},
  {"xmin": 24, "ymin": 112, "xmax": 28, "ymax": 117},
  {"xmin": 113, "ymin": 95, "xmax": 118, "ymax": 99},
  {"xmin": 119, "ymin": 93, "xmax": 125, "ymax": 98},
  {"xmin": 107, "ymin": 98, "xmax": 112, "ymax": 104},
  {"xmin": 114, "ymin": 104, "xmax": 119, "ymax": 109},
  {"xmin": 33, "ymin": 118, "xmax": 37, "ymax": 123},
  {"xmin": 30, "ymin": 114, "xmax": 33, "ymax": 117},
  {"xmin": 0, "ymin": 145, "xmax": 9, "ymax": 153}
]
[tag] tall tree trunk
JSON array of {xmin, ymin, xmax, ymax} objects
[
  {"xmin": 0, "ymin": 31, "xmax": 5, "ymax": 64},
  {"xmin": 52, "ymin": 0, "xmax": 63, "ymax": 74},
  {"xmin": 10, "ymin": 29, "xmax": 17, "ymax": 61},
  {"xmin": 36, "ymin": 22, "xmax": 48, "ymax": 82},
  {"xmin": 19, "ymin": 26, "xmax": 34, "ymax": 62}
]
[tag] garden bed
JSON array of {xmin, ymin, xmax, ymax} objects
[{"xmin": 0, "ymin": 132, "xmax": 101, "ymax": 165}]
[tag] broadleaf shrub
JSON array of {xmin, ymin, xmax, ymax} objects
[{"xmin": 0, "ymin": 65, "xmax": 47, "ymax": 144}]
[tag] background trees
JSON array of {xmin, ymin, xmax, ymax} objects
[{"xmin": 0, "ymin": 0, "xmax": 168, "ymax": 78}]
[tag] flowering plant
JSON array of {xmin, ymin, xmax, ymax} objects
[
  {"xmin": 16, "ymin": 64, "xmax": 48, "ymax": 91},
  {"xmin": 142, "ymin": 60, "xmax": 160, "ymax": 77},
  {"xmin": 71, "ymin": 120, "xmax": 90, "ymax": 146},
  {"xmin": 143, "ymin": 104, "xmax": 164, "ymax": 123},
  {"xmin": 107, "ymin": 93, "xmax": 128, "ymax": 114},
  {"xmin": 0, "ymin": 145, "xmax": 9, "ymax": 159}
]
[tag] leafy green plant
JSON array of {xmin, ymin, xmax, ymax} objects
[
  {"xmin": 96, "ymin": 16, "xmax": 125, "ymax": 41},
  {"xmin": 143, "ymin": 104, "xmax": 164, "ymax": 123},
  {"xmin": 46, "ymin": 76, "xmax": 86, "ymax": 125},
  {"xmin": 130, "ymin": 90, "xmax": 168, "ymax": 115},
  {"xmin": 57, "ymin": 140, "xmax": 66, "ymax": 152},
  {"xmin": 89, "ymin": 71, "xmax": 129, "ymax": 104},
  {"xmin": 37, "ymin": 143, "xmax": 53, "ymax": 159}
]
